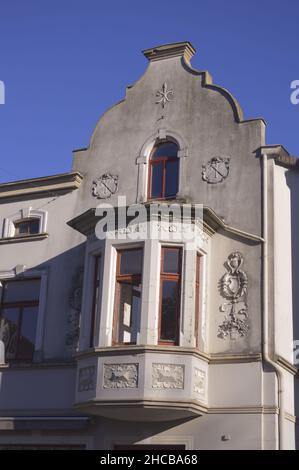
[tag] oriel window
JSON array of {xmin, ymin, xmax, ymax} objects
[
  {"xmin": 158, "ymin": 247, "xmax": 182, "ymax": 345},
  {"xmin": 113, "ymin": 248, "xmax": 143, "ymax": 345},
  {"xmin": 90, "ymin": 254, "xmax": 101, "ymax": 347}
]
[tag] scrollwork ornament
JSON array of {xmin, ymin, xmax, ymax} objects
[{"xmin": 218, "ymin": 252, "xmax": 249, "ymax": 340}]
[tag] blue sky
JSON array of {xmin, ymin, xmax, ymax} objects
[{"xmin": 0, "ymin": 0, "xmax": 298, "ymax": 182}]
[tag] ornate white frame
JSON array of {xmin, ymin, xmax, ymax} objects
[
  {"xmin": 136, "ymin": 128, "xmax": 189, "ymax": 203},
  {"xmin": 2, "ymin": 207, "xmax": 48, "ymax": 238}
]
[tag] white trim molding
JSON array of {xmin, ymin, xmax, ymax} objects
[
  {"xmin": 136, "ymin": 129, "xmax": 189, "ymax": 203},
  {"xmin": 2, "ymin": 207, "xmax": 48, "ymax": 238}
]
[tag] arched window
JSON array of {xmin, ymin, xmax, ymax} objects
[{"xmin": 148, "ymin": 141, "xmax": 179, "ymax": 200}]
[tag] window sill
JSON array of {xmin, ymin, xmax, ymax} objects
[{"xmin": 0, "ymin": 233, "xmax": 48, "ymax": 244}]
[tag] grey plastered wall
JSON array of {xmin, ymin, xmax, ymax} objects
[
  {"xmin": 0, "ymin": 190, "xmax": 86, "ymax": 359},
  {"xmin": 72, "ymin": 53, "xmax": 265, "ymax": 236}
]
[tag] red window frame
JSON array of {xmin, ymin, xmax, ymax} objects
[
  {"xmin": 112, "ymin": 248, "xmax": 143, "ymax": 346},
  {"xmin": 158, "ymin": 247, "xmax": 182, "ymax": 346},
  {"xmin": 148, "ymin": 142, "xmax": 179, "ymax": 200}
]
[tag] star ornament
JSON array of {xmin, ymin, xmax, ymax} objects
[{"xmin": 156, "ymin": 82, "xmax": 174, "ymax": 108}]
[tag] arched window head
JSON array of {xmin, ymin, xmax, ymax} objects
[{"xmin": 148, "ymin": 140, "xmax": 179, "ymax": 200}]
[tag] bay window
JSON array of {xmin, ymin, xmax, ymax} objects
[
  {"xmin": 158, "ymin": 247, "xmax": 182, "ymax": 345},
  {"xmin": 90, "ymin": 254, "xmax": 101, "ymax": 347},
  {"xmin": 195, "ymin": 253, "xmax": 201, "ymax": 348},
  {"xmin": 112, "ymin": 248, "xmax": 143, "ymax": 345}
]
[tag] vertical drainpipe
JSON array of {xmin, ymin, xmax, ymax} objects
[{"xmin": 262, "ymin": 152, "xmax": 284, "ymax": 449}]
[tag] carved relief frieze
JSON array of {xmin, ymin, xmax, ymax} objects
[
  {"xmin": 193, "ymin": 368, "xmax": 206, "ymax": 397},
  {"xmin": 217, "ymin": 251, "xmax": 249, "ymax": 340},
  {"xmin": 65, "ymin": 267, "xmax": 84, "ymax": 354},
  {"xmin": 78, "ymin": 366, "xmax": 96, "ymax": 392},
  {"xmin": 92, "ymin": 173, "xmax": 119, "ymax": 199},
  {"xmin": 202, "ymin": 157, "xmax": 230, "ymax": 184},
  {"xmin": 103, "ymin": 363, "xmax": 138, "ymax": 389},
  {"xmin": 152, "ymin": 363, "xmax": 184, "ymax": 389}
]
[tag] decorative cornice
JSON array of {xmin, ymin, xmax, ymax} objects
[
  {"xmin": 208, "ymin": 406, "xmax": 279, "ymax": 415},
  {"xmin": 67, "ymin": 204, "xmax": 263, "ymax": 243},
  {"xmin": 74, "ymin": 398, "xmax": 207, "ymax": 417},
  {"xmin": 275, "ymin": 355, "xmax": 298, "ymax": 376},
  {"xmin": 0, "ymin": 416, "xmax": 90, "ymax": 431},
  {"xmin": 0, "ymin": 360, "xmax": 76, "ymax": 370},
  {"xmin": 143, "ymin": 41, "xmax": 196, "ymax": 64},
  {"xmin": 0, "ymin": 233, "xmax": 48, "ymax": 245},
  {"xmin": 75, "ymin": 345, "xmax": 262, "ymax": 366},
  {"xmin": 0, "ymin": 172, "xmax": 83, "ymax": 202},
  {"xmin": 209, "ymin": 353, "xmax": 262, "ymax": 364},
  {"xmin": 260, "ymin": 145, "xmax": 299, "ymax": 170}
]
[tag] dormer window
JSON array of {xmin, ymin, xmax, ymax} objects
[
  {"xmin": 148, "ymin": 141, "xmax": 179, "ymax": 200},
  {"xmin": 14, "ymin": 218, "xmax": 40, "ymax": 237}
]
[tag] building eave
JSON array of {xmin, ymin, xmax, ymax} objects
[
  {"xmin": 0, "ymin": 172, "xmax": 83, "ymax": 202},
  {"xmin": 260, "ymin": 145, "xmax": 299, "ymax": 170}
]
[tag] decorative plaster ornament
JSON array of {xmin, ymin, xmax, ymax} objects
[
  {"xmin": 103, "ymin": 364, "xmax": 138, "ymax": 389},
  {"xmin": 92, "ymin": 173, "xmax": 119, "ymax": 199},
  {"xmin": 218, "ymin": 252, "xmax": 249, "ymax": 340},
  {"xmin": 152, "ymin": 363, "xmax": 184, "ymax": 389},
  {"xmin": 156, "ymin": 82, "xmax": 174, "ymax": 108},
  {"xmin": 78, "ymin": 366, "xmax": 96, "ymax": 392},
  {"xmin": 202, "ymin": 157, "xmax": 230, "ymax": 184},
  {"xmin": 65, "ymin": 267, "xmax": 84, "ymax": 354}
]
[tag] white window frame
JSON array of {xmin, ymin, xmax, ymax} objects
[{"xmin": 2, "ymin": 207, "xmax": 47, "ymax": 238}]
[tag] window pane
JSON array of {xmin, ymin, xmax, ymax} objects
[
  {"xmin": 18, "ymin": 306, "xmax": 38, "ymax": 360},
  {"xmin": 165, "ymin": 159, "xmax": 178, "ymax": 198},
  {"xmin": 152, "ymin": 142, "xmax": 178, "ymax": 159},
  {"xmin": 119, "ymin": 250, "xmax": 143, "ymax": 275},
  {"xmin": 163, "ymin": 248, "xmax": 181, "ymax": 274},
  {"xmin": 160, "ymin": 280, "xmax": 179, "ymax": 342},
  {"xmin": 150, "ymin": 162, "xmax": 163, "ymax": 198},
  {"xmin": 0, "ymin": 308, "xmax": 19, "ymax": 360},
  {"xmin": 117, "ymin": 282, "xmax": 141, "ymax": 344},
  {"xmin": 3, "ymin": 279, "xmax": 41, "ymax": 303},
  {"xmin": 15, "ymin": 219, "xmax": 40, "ymax": 236}
]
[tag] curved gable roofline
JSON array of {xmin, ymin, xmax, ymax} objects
[{"xmin": 89, "ymin": 42, "xmax": 266, "ymax": 149}]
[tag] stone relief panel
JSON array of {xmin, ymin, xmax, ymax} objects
[
  {"xmin": 193, "ymin": 368, "xmax": 206, "ymax": 397},
  {"xmin": 152, "ymin": 363, "xmax": 184, "ymax": 389},
  {"xmin": 92, "ymin": 173, "xmax": 119, "ymax": 199},
  {"xmin": 65, "ymin": 267, "xmax": 84, "ymax": 354},
  {"xmin": 202, "ymin": 157, "xmax": 230, "ymax": 184},
  {"xmin": 78, "ymin": 366, "xmax": 96, "ymax": 392},
  {"xmin": 103, "ymin": 363, "xmax": 138, "ymax": 389},
  {"xmin": 217, "ymin": 251, "xmax": 249, "ymax": 340},
  {"xmin": 155, "ymin": 82, "xmax": 174, "ymax": 108}
]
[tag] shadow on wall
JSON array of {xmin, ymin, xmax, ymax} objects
[
  {"xmin": 0, "ymin": 242, "xmax": 86, "ymax": 416},
  {"xmin": 285, "ymin": 169, "xmax": 299, "ymax": 448}
]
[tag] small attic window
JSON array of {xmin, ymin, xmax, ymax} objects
[
  {"xmin": 14, "ymin": 218, "xmax": 40, "ymax": 237},
  {"xmin": 148, "ymin": 141, "xmax": 179, "ymax": 200}
]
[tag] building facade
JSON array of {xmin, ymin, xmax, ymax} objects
[{"xmin": 0, "ymin": 42, "xmax": 298, "ymax": 450}]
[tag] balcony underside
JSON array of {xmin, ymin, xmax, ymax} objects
[{"xmin": 74, "ymin": 399, "xmax": 206, "ymax": 422}]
